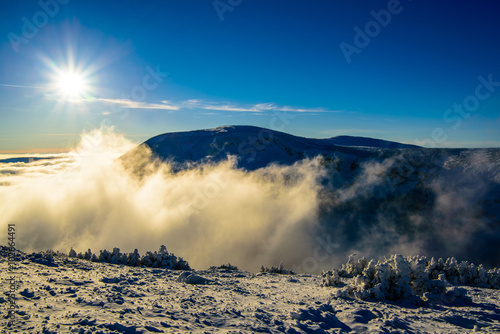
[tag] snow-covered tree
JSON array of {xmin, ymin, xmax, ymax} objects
[
  {"xmin": 66, "ymin": 246, "xmax": 190, "ymax": 270},
  {"xmin": 99, "ymin": 249, "xmax": 111, "ymax": 263},
  {"xmin": 110, "ymin": 247, "xmax": 127, "ymax": 264},
  {"xmin": 128, "ymin": 249, "xmax": 141, "ymax": 266},
  {"xmin": 84, "ymin": 249, "xmax": 92, "ymax": 261},
  {"xmin": 159, "ymin": 245, "xmax": 168, "ymax": 255}
]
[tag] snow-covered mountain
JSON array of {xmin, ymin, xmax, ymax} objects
[
  {"xmin": 324, "ymin": 135, "xmax": 421, "ymax": 149},
  {"xmin": 121, "ymin": 126, "xmax": 500, "ymax": 268},
  {"xmin": 123, "ymin": 125, "xmax": 419, "ymax": 170}
]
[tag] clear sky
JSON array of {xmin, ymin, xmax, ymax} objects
[{"xmin": 1, "ymin": 0, "xmax": 499, "ymax": 151}]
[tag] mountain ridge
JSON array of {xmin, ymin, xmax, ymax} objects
[{"xmin": 124, "ymin": 125, "xmax": 421, "ymax": 171}]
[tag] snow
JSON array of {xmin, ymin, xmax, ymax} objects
[{"xmin": 2, "ymin": 248, "xmax": 500, "ymax": 333}]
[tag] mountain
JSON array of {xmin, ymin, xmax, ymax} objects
[
  {"xmin": 325, "ymin": 135, "xmax": 420, "ymax": 148},
  {"xmin": 121, "ymin": 125, "xmax": 500, "ymax": 267},
  {"xmin": 123, "ymin": 125, "xmax": 420, "ymax": 171}
]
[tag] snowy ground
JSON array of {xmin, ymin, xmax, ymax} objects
[{"xmin": 2, "ymin": 253, "xmax": 500, "ymax": 333}]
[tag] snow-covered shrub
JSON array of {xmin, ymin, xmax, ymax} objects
[
  {"xmin": 338, "ymin": 253, "xmax": 368, "ymax": 277},
  {"xmin": 29, "ymin": 250, "xmax": 58, "ymax": 267},
  {"xmin": 70, "ymin": 245, "xmax": 191, "ymax": 270},
  {"xmin": 98, "ymin": 249, "xmax": 111, "ymax": 262},
  {"xmin": 260, "ymin": 261, "xmax": 295, "ymax": 275},
  {"xmin": 210, "ymin": 263, "xmax": 239, "ymax": 271},
  {"xmin": 140, "ymin": 251, "xmax": 155, "ymax": 267},
  {"xmin": 110, "ymin": 247, "xmax": 127, "ymax": 265},
  {"xmin": 322, "ymin": 269, "xmax": 342, "ymax": 287},
  {"xmin": 128, "ymin": 249, "xmax": 141, "ymax": 266},
  {"xmin": 138, "ymin": 246, "xmax": 190, "ymax": 270},
  {"xmin": 323, "ymin": 254, "xmax": 499, "ymax": 302},
  {"xmin": 84, "ymin": 249, "xmax": 92, "ymax": 261},
  {"xmin": 159, "ymin": 245, "xmax": 168, "ymax": 255}
]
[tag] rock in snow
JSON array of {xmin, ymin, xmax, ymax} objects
[{"xmin": 176, "ymin": 272, "xmax": 212, "ymax": 285}]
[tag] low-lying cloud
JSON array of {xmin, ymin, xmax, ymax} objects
[
  {"xmin": 1, "ymin": 128, "xmax": 499, "ymax": 272},
  {"xmin": 0, "ymin": 128, "xmax": 325, "ymax": 271}
]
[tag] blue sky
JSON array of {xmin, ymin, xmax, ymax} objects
[{"xmin": 1, "ymin": 0, "xmax": 499, "ymax": 151}]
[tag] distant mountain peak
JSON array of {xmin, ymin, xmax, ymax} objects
[
  {"xmin": 122, "ymin": 125, "xmax": 420, "ymax": 171},
  {"xmin": 326, "ymin": 135, "xmax": 420, "ymax": 149}
]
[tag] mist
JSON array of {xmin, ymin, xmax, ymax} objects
[
  {"xmin": 0, "ymin": 128, "xmax": 326, "ymax": 271},
  {"xmin": 1, "ymin": 128, "xmax": 499, "ymax": 272}
]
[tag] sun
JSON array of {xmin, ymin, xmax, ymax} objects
[{"xmin": 57, "ymin": 71, "xmax": 88, "ymax": 98}]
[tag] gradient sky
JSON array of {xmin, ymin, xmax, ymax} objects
[{"xmin": 1, "ymin": 0, "xmax": 499, "ymax": 151}]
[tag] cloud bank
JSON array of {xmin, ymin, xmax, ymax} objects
[
  {"xmin": 0, "ymin": 128, "xmax": 325, "ymax": 271},
  {"xmin": 1, "ymin": 128, "xmax": 499, "ymax": 272}
]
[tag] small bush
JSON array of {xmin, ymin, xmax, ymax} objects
[
  {"xmin": 260, "ymin": 261, "xmax": 295, "ymax": 275},
  {"xmin": 67, "ymin": 245, "xmax": 190, "ymax": 270},
  {"xmin": 210, "ymin": 263, "xmax": 239, "ymax": 271}
]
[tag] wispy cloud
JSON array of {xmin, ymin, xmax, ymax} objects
[
  {"xmin": 91, "ymin": 98, "xmax": 340, "ymax": 114},
  {"xmin": 94, "ymin": 98, "xmax": 180, "ymax": 111},
  {"xmin": 0, "ymin": 83, "xmax": 47, "ymax": 89},
  {"xmin": 183, "ymin": 100, "xmax": 342, "ymax": 113}
]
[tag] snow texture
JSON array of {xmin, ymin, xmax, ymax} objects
[{"xmin": 2, "ymin": 247, "xmax": 500, "ymax": 333}]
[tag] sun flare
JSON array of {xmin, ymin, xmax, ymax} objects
[{"xmin": 57, "ymin": 71, "xmax": 87, "ymax": 98}]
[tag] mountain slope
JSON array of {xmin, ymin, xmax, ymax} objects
[
  {"xmin": 326, "ymin": 135, "xmax": 420, "ymax": 148},
  {"xmin": 125, "ymin": 125, "xmax": 418, "ymax": 170}
]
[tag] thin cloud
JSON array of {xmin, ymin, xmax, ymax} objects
[
  {"xmin": 94, "ymin": 98, "xmax": 180, "ymax": 111},
  {"xmin": 91, "ymin": 97, "xmax": 340, "ymax": 114},
  {"xmin": 186, "ymin": 100, "xmax": 342, "ymax": 113},
  {"xmin": 0, "ymin": 83, "xmax": 47, "ymax": 89}
]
